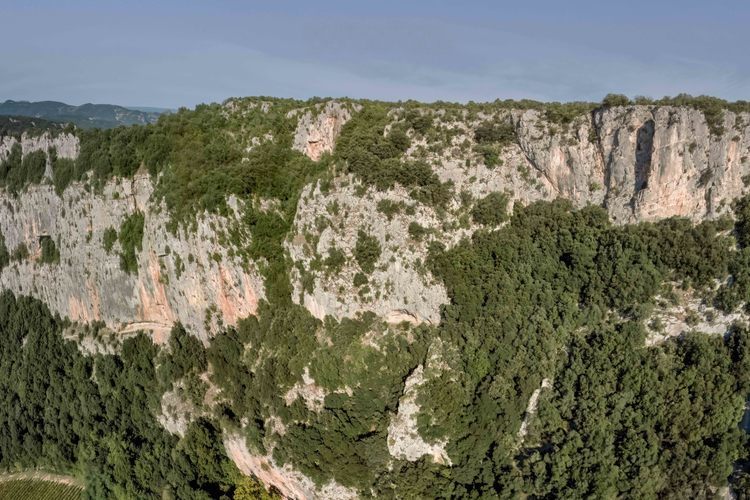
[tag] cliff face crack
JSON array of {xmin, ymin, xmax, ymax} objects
[
  {"xmin": 634, "ymin": 119, "xmax": 655, "ymax": 194},
  {"xmin": 519, "ymin": 148, "xmax": 561, "ymax": 195}
]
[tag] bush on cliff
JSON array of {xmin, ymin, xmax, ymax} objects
[{"xmin": 118, "ymin": 211, "xmax": 144, "ymax": 274}]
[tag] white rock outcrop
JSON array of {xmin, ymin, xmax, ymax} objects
[
  {"xmin": 387, "ymin": 365, "xmax": 451, "ymax": 465},
  {"xmin": 0, "ymin": 131, "xmax": 79, "ymax": 162},
  {"xmin": 287, "ymin": 177, "xmax": 450, "ymax": 325},
  {"xmin": 223, "ymin": 433, "xmax": 357, "ymax": 500},
  {"xmin": 292, "ymin": 101, "xmax": 355, "ymax": 161},
  {"xmin": 0, "ymin": 175, "xmax": 264, "ymax": 343}
]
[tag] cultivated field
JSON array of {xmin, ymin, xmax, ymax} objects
[{"xmin": 0, "ymin": 474, "xmax": 82, "ymax": 500}]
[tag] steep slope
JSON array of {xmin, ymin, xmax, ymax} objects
[
  {"xmin": 2, "ymin": 95, "xmax": 750, "ymax": 499},
  {"xmin": 0, "ymin": 174, "xmax": 263, "ymax": 343}
]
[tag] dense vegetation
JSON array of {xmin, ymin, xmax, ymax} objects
[
  {"xmin": 191, "ymin": 198, "xmax": 750, "ymax": 498},
  {"xmin": 333, "ymin": 103, "xmax": 452, "ymax": 208},
  {"xmin": 0, "ymin": 115, "xmax": 65, "ymax": 138},
  {"xmin": 117, "ymin": 212, "xmax": 144, "ymax": 274},
  {"xmin": 0, "ymin": 232, "xmax": 9, "ymax": 271},
  {"xmin": 353, "ymin": 229, "xmax": 381, "ymax": 274},
  {"xmin": 39, "ymin": 237, "xmax": 60, "ymax": 265},
  {"xmin": 0, "ymin": 293, "xmax": 276, "ymax": 499},
  {"xmin": 470, "ymin": 191, "xmax": 510, "ymax": 226},
  {"xmin": 2, "ymin": 96, "xmax": 750, "ymax": 498},
  {"xmin": 523, "ymin": 325, "xmax": 747, "ymax": 498},
  {"xmin": 0, "ymin": 145, "xmax": 47, "ymax": 193},
  {"xmin": 363, "ymin": 200, "xmax": 742, "ymax": 498}
]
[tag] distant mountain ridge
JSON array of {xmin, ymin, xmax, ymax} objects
[{"xmin": 0, "ymin": 99, "xmax": 164, "ymax": 129}]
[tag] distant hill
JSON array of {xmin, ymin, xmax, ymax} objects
[
  {"xmin": 0, "ymin": 115, "xmax": 66, "ymax": 137},
  {"xmin": 0, "ymin": 100, "xmax": 164, "ymax": 129},
  {"xmin": 124, "ymin": 106, "xmax": 174, "ymax": 114}
]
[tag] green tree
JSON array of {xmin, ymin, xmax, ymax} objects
[
  {"xmin": 471, "ymin": 191, "xmax": 509, "ymax": 226},
  {"xmin": 118, "ymin": 211, "xmax": 144, "ymax": 274},
  {"xmin": 354, "ymin": 229, "xmax": 381, "ymax": 274}
]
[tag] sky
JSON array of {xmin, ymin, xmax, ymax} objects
[{"xmin": 1, "ymin": 0, "xmax": 749, "ymax": 108}]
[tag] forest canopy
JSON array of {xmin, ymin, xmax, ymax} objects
[{"xmin": 2, "ymin": 96, "xmax": 750, "ymax": 498}]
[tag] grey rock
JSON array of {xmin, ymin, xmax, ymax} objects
[
  {"xmin": 292, "ymin": 101, "xmax": 356, "ymax": 161},
  {"xmin": 0, "ymin": 174, "xmax": 264, "ymax": 344}
]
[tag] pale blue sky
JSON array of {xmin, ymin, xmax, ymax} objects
[{"xmin": 2, "ymin": 0, "xmax": 748, "ymax": 107}]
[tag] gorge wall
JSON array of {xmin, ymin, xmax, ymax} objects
[
  {"xmin": 1, "ymin": 99, "xmax": 750, "ymax": 498},
  {"xmin": 0, "ymin": 101, "xmax": 748, "ymax": 340}
]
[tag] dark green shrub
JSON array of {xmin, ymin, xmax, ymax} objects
[
  {"xmin": 39, "ymin": 236, "xmax": 59, "ymax": 264},
  {"xmin": 159, "ymin": 323, "xmax": 207, "ymax": 384},
  {"xmin": 52, "ymin": 156, "xmax": 76, "ymax": 195},
  {"xmin": 405, "ymin": 110, "xmax": 433, "ymax": 135},
  {"xmin": 734, "ymin": 195, "xmax": 750, "ymax": 249},
  {"xmin": 352, "ymin": 272, "xmax": 368, "ymax": 287},
  {"xmin": 388, "ymin": 128, "xmax": 411, "ymax": 153},
  {"xmin": 408, "ymin": 222, "xmax": 428, "ymax": 240},
  {"xmin": 10, "ymin": 242, "xmax": 27, "ymax": 262},
  {"xmin": 354, "ymin": 229, "xmax": 381, "ymax": 274},
  {"xmin": 471, "ymin": 192, "xmax": 510, "ymax": 226},
  {"xmin": 324, "ymin": 246, "xmax": 346, "ymax": 274},
  {"xmin": 601, "ymin": 93, "xmax": 632, "ymax": 107},
  {"xmin": 119, "ymin": 211, "xmax": 144, "ymax": 274},
  {"xmin": 474, "ymin": 120, "xmax": 516, "ymax": 146},
  {"xmin": 0, "ymin": 231, "xmax": 8, "ymax": 269},
  {"xmin": 0, "ymin": 146, "xmax": 47, "ymax": 193},
  {"xmin": 475, "ymin": 144, "xmax": 500, "ymax": 168},
  {"xmin": 376, "ymin": 199, "xmax": 404, "ymax": 220},
  {"xmin": 102, "ymin": 227, "xmax": 117, "ymax": 253}
]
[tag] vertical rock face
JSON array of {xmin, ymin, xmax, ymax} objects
[
  {"xmin": 286, "ymin": 177, "xmax": 450, "ymax": 326},
  {"xmin": 286, "ymin": 104, "xmax": 750, "ymax": 327},
  {"xmin": 0, "ymin": 102, "xmax": 749, "ymax": 341},
  {"xmin": 0, "ymin": 132, "xmax": 79, "ymax": 162},
  {"xmin": 292, "ymin": 101, "xmax": 356, "ymax": 161},
  {"xmin": 513, "ymin": 106, "xmax": 750, "ymax": 223},
  {"xmin": 595, "ymin": 106, "xmax": 750, "ymax": 223},
  {"xmin": 514, "ymin": 108, "xmax": 606, "ymax": 206},
  {"xmin": 0, "ymin": 176, "xmax": 264, "ymax": 343}
]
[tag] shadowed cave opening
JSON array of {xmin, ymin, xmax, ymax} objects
[{"xmin": 634, "ymin": 119, "xmax": 655, "ymax": 193}]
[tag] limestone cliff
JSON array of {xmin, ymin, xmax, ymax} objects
[
  {"xmin": 288, "ymin": 103, "xmax": 750, "ymax": 327},
  {"xmin": 0, "ymin": 170, "xmax": 263, "ymax": 343},
  {"xmin": 291, "ymin": 101, "xmax": 357, "ymax": 161},
  {"xmin": 0, "ymin": 101, "xmax": 748, "ymax": 341},
  {"xmin": 2, "ymin": 98, "xmax": 750, "ymax": 500}
]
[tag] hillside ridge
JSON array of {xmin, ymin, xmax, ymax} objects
[
  {"xmin": 2, "ymin": 94, "xmax": 750, "ymax": 498},
  {"xmin": 0, "ymin": 99, "xmax": 164, "ymax": 128}
]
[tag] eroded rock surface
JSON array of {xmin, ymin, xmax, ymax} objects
[
  {"xmin": 292, "ymin": 101, "xmax": 356, "ymax": 161},
  {"xmin": 387, "ymin": 364, "xmax": 451, "ymax": 465},
  {"xmin": 287, "ymin": 104, "xmax": 750, "ymax": 323},
  {"xmin": 287, "ymin": 176, "xmax": 451, "ymax": 325},
  {"xmin": 0, "ymin": 175, "xmax": 264, "ymax": 342},
  {"xmin": 224, "ymin": 433, "xmax": 357, "ymax": 500},
  {"xmin": 0, "ymin": 131, "xmax": 79, "ymax": 172},
  {"xmin": 596, "ymin": 107, "xmax": 750, "ymax": 223}
]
